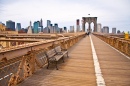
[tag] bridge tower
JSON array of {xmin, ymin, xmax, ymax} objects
[{"xmin": 82, "ymin": 17, "xmax": 97, "ymax": 32}]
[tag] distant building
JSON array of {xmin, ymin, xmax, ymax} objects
[
  {"xmin": 101, "ymin": 28, "xmax": 103, "ymax": 33},
  {"xmin": 76, "ymin": 19, "xmax": 80, "ymax": 32},
  {"xmin": 27, "ymin": 21, "xmax": 32, "ymax": 34},
  {"xmin": 54, "ymin": 23, "xmax": 59, "ymax": 33},
  {"xmin": 50, "ymin": 24, "xmax": 53, "ymax": 33},
  {"xmin": 33, "ymin": 21, "xmax": 40, "ymax": 33},
  {"xmin": 40, "ymin": 18, "xmax": 43, "ymax": 32},
  {"xmin": 128, "ymin": 31, "xmax": 130, "ymax": 34},
  {"xmin": 112, "ymin": 27, "xmax": 116, "ymax": 34},
  {"xmin": 103, "ymin": 26, "xmax": 109, "ymax": 33},
  {"xmin": 40, "ymin": 18, "xmax": 43, "ymax": 27},
  {"xmin": 117, "ymin": 30, "xmax": 121, "ymax": 34},
  {"xmin": 97, "ymin": 23, "xmax": 101, "ymax": 32},
  {"xmin": 53, "ymin": 26, "xmax": 56, "ymax": 33},
  {"xmin": 43, "ymin": 27, "xmax": 49, "ymax": 33},
  {"xmin": 45, "ymin": 20, "xmax": 51, "ymax": 33},
  {"xmin": 60, "ymin": 28, "xmax": 63, "ymax": 33},
  {"xmin": 70, "ymin": 26, "xmax": 74, "ymax": 33},
  {"xmin": 63, "ymin": 27, "xmax": 67, "ymax": 33},
  {"xmin": 18, "ymin": 28, "xmax": 26, "ymax": 33},
  {"xmin": 16, "ymin": 23, "xmax": 21, "ymax": 31},
  {"xmin": 47, "ymin": 20, "xmax": 51, "ymax": 27},
  {"xmin": 6, "ymin": 20, "xmax": 15, "ymax": 31}
]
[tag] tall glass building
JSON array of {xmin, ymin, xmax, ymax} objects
[
  {"xmin": 6, "ymin": 20, "xmax": 15, "ymax": 31},
  {"xmin": 16, "ymin": 23, "xmax": 21, "ymax": 31},
  {"xmin": 40, "ymin": 19, "xmax": 43, "ymax": 27},
  {"xmin": 33, "ymin": 21, "xmax": 40, "ymax": 33}
]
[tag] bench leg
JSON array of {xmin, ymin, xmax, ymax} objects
[
  {"xmin": 62, "ymin": 57, "xmax": 64, "ymax": 63},
  {"xmin": 47, "ymin": 62, "xmax": 49, "ymax": 69},
  {"xmin": 67, "ymin": 52, "xmax": 69, "ymax": 57},
  {"xmin": 55, "ymin": 61, "xmax": 58, "ymax": 70}
]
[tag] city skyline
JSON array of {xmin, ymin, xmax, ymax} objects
[{"xmin": 0, "ymin": 0, "xmax": 130, "ymax": 32}]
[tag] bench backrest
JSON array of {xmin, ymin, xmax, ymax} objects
[
  {"xmin": 36, "ymin": 51, "xmax": 47, "ymax": 65},
  {"xmin": 45, "ymin": 49, "xmax": 56, "ymax": 59},
  {"xmin": 55, "ymin": 46, "xmax": 62, "ymax": 53}
]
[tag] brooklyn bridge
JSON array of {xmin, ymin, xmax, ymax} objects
[
  {"xmin": 0, "ymin": 31, "xmax": 130, "ymax": 86},
  {"xmin": 0, "ymin": 17, "xmax": 130, "ymax": 86}
]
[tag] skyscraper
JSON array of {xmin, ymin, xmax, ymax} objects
[
  {"xmin": 46, "ymin": 20, "xmax": 51, "ymax": 33},
  {"xmin": 40, "ymin": 19, "xmax": 43, "ymax": 32},
  {"xmin": 54, "ymin": 23, "xmax": 59, "ymax": 33},
  {"xmin": 47, "ymin": 20, "xmax": 51, "ymax": 27},
  {"xmin": 33, "ymin": 21, "xmax": 40, "ymax": 33},
  {"xmin": 6, "ymin": 20, "xmax": 15, "ymax": 31},
  {"xmin": 40, "ymin": 18, "xmax": 43, "ymax": 27},
  {"xmin": 16, "ymin": 23, "xmax": 21, "ymax": 31},
  {"xmin": 76, "ymin": 19, "xmax": 80, "ymax": 32},
  {"xmin": 103, "ymin": 26, "xmax": 109, "ymax": 33},
  {"xmin": 70, "ymin": 26, "xmax": 74, "ymax": 33},
  {"xmin": 50, "ymin": 24, "xmax": 53, "ymax": 33},
  {"xmin": 112, "ymin": 27, "xmax": 116, "ymax": 34},
  {"xmin": 97, "ymin": 23, "xmax": 101, "ymax": 32}
]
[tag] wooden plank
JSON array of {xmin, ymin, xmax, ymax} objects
[
  {"xmin": 92, "ymin": 35, "xmax": 130, "ymax": 86},
  {"xmin": 18, "ymin": 36, "xmax": 97, "ymax": 86}
]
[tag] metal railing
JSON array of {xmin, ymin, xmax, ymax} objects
[
  {"xmin": 93, "ymin": 33, "xmax": 130, "ymax": 57},
  {"xmin": 0, "ymin": 32, "xmax": 86, "ymax": 86}
]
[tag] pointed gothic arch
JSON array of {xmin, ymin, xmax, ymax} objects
[{"xmin": 82, "ymin": 17, "xmax": 97, "ymax": 32}]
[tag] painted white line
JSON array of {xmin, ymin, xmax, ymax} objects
[
  {"xmin": 95, "ymin": 36, "xmax": 130, "ymax": 60},
  {"xmin": 90, "ymin": 35, "xmax": 106, "ymax": 86}
]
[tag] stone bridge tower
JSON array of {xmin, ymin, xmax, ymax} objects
[{"xmin": 82, "ymin": 17, "xmax": 97, "ymax": 32}]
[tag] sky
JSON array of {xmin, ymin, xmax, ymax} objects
[{"xmin": 0, "ymin": 0, "xmax": 130, "ymax": 32}]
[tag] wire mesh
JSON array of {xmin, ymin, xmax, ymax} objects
[{"xmin": 0, "ymin": 60, "xmax": 21, "ymax": 86}]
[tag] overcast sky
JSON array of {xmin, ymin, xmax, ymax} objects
[{"xmin": 0, "ymin": 0, "xmax": 130, "ymax": 32}]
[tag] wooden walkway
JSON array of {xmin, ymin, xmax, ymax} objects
[
  {"xmin": 18, "ymin": 35, "xmax": 130, "ymax": 86},
  {"xmin": 91, "ymin": 35, "xmax": 130, "ymax": 86}
]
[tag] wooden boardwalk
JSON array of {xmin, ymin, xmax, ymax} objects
[
  {"xmin": 18, "ymin": 35, "xmax": 130, "ymax": 86},
  {"xmin": 91, "ymin": 35, "xmax": 130, "ymax": 86}
]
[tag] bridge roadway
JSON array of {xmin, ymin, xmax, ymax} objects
[{"xmin": 18, "ymin": 35, "xmax": 130, "ymax": 86}]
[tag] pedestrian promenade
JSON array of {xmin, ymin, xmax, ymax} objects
[
  {"xmin": 91, "ymin": 35, "xmax": 130, "ymax": 86},
  {"xmin": 18, "ymin": 35, "xmax": 130, "ymax": 86}
]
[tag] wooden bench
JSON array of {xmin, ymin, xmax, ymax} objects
[
  {"xmin": 54, "ymin": 46, "xmax": 68, "ymax": 58},
  {"xmin": 35, "ymin": 50, "xmax": 47, "ymax": 67},
  {"xmin": 45, "ymin": 46, "xmax": 68, "ymax": 70}
]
